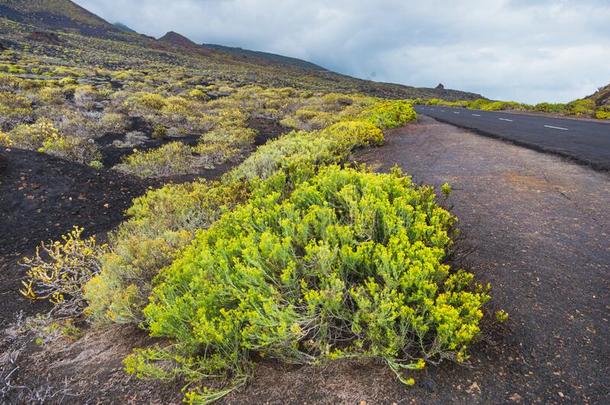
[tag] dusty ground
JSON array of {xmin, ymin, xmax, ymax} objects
[
  {"xmin": 0, "ymin": 148, "xmax": 152, "ymax": 326},
  {"xmin": 1, "ymin": 117, "xmax": 608, "ymax": 404}
]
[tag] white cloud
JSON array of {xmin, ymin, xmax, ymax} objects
[{"xmin": 75, "ymin": 0, "xmax": 610, "ymax": 103}]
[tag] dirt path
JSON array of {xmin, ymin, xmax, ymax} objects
[{"xmin": 352, "ymin": 116, "xmax": 609, "ymax": 403}]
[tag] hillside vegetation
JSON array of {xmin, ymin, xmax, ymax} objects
[{"xmin": 416, "ymin": 86, "xmax": 610, "ymax": 120}]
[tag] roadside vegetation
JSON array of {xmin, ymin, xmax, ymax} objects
[
  {"xmin": 416, "ymin": 94, "xmax": 610, "ymax": 120},
  {"xmin": 17, "ymin": 91, "xmax": 493, "ymax": 402},
  {"xmin": 1, "ymin": 8, "xmax": 494, "ymax": 404}
]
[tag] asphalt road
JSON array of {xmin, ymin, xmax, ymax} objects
[{"xmin": 414, "ymin": 105, "xmax": 610, "ymax": 170}]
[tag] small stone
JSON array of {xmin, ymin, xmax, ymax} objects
[
  {"xmin": 466, "ymin": 382, "xmax": 481, "ymax": 394},
  {"xmin": 509, "ymin": 393, "xmax": 522, "ymax": 402}
]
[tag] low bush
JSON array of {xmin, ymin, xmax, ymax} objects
[
  {"xmin": 533, "ymin": 102, "xmax": 567, "ymax": 114},
  {"xmin": 21, "ymin": 227, "xmax": 107, "ymax": 318},
  {"xmin": 10, "ymin": 119, "xmax": 59, "ymax": 149},
  {"xmin": 86, "ymin": 99, "xmax": 417, "ymax": 324},
  {"xmin": 100, "ymin": 112, "xmax": 128, "ymax": 132},
  {"xmin": 418, "ymin": 96, "xmax": 607, "ymax": 119},
  {"xmin": 0, "ymin": 91, "xmax": 33, "ymax": 128},
  {"xmin": 0, "ymin": 131, "xmax": 12, "ymax": 146},
  {"xmin": 114, "ymin": 142, "xmax": 196, "ymax": 178},
  {"xmin": 38, "ymin": 133, "xmax": 102, "ymax": 165},
  {"xmin": 359, "ymin": 100, "xmax": 417, "ymax": 129},
  {"xmin": 129, "ymin": 166, "xmax": 489, "ymax": 402},
  {"xmin": 567, "ymin": 99, "xmax": 595, "ymax": 116},
  {"xmin": 84, "ymin": 179, "xmax": 247, "ymax": 324},
  {"xmin": 595, "ymin": 108, "xmax": 610, "ymax": 120}
]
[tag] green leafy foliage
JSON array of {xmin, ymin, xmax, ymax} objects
[
  {"xmin": 132, "ymin": 166, "xmax": 489, "ymax": 401},
  {"xmin": 84, "ymin": 178, "xmax": 247, "ymax": 324}
]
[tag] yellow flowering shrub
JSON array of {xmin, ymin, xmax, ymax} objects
[
  {"xmin": 21, "ymin": 227, "xmax": 108, "ymax": 317},
  {"xmin": 10, "ymin": 119, "xmax": 60, "ymax": 149},
  {"xmin": 129, "ymin": 166, "xmax": 489, "ymax": 402},
  {"xmin": 0, "ymin": 131, "xmax": 12, "ymax": 146},
  {"xmin": 115, "ymin": 142, "xmax": 195, "ymax": 178},
  {"xmin": 38, "ymin": 132, "xmax": 102, "ymax": 164}
]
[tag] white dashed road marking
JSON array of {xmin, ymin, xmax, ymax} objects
[
  {"xmin": 498, "ymin": 118, "xmax": 513, "ymax": 122},
  {"xmin": 544, "ymin": 125, "xmax": 569, "ymax": 131},
  {"xmin": 472, "ymin": 114, "xmax": 481, "ymax": 117},
  {"xmin": 453, "ymin": 112, "xmax": 460, "ymax": 114}
]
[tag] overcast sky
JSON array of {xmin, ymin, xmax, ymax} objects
[{"xmin": 74, "ymin": 0, "xmax": 609, "ymax": 103}]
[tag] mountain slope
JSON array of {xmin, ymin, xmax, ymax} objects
[
  {"xmin": 585, "ymin": 83, "xmax": 610, "ymax": 107},
  {"xmin": 0, "ymin": 0, "xmax": 120, "ymax": 37},
  {"xmin": 203, "ymin": 43, "xmax": 327, "ymax": 71}
]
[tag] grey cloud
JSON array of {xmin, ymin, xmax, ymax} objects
[{"xmin": 75, "ymin": 0, "xmax": 610, "ymax": 103}]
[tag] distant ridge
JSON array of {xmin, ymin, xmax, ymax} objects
[
  {"xmin": 113, "ymin": 22, "xmax": 136, "ymax": 34},
  {"xmin": 203, "ymin": 43, "xmax": 327, "ymax": 71},
  {"xmin": 158, "ymin": 31, "xmax": 199, "ymax": 49}
]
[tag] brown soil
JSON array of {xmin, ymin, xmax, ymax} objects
[{"xmin": 2, "ymin": 117, "xmax": 608, "ymax": 404}]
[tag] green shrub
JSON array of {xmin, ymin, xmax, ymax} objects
[
  {"xmin": 86, "ymin": 99, "xmax": 418, "ymax": 324},
  {"xmin": 0, "ymin": 131, "xmax": 12, "ymax": 147},
  {"xmin": 115, "ymin": 142, "xmax": 195, "ymax": 178},
  {"xmin": 10, "ymin": 119, "xmax": 59, "ymax": 149},
  {"xmin": 595, "ymin": 109, "xmax": 610, "ymax": 120},
  {"xmin": 322, "ymin": 120, "xmax": 384, "ymax": 148},
  {"xmin": 359, "ymin": 100, "xmax": 417, "ymax": 129},
  {"xmin": 123, "ymin": 92, "xmax": 167, "ymax": 112},
  {"xmin": 533, "ymin": 102, "xmax": 567, "ymax": 114},
  {"xmin": 38, "ymin": 133, "xmax": 102, "ymax": 165},
  {"xmin": 567, "ymin": 99, "xmax": 595, "ymax": 117},
  {"xmin": 131, "ymin": 166, "xmax": 489, "ymax": 401},
  {"xmin": 84, "ymin": 179, "xmax": 247, "ymax": 324},
  {"xmin": 0, "ymin": 91, "xmax": 33, "ymax": 127},
  {"xmin": 100, "ymin": 112, "xmax": 128, "ymax": 132}
]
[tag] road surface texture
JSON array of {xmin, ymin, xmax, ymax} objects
[{"xmin": 414, "ymin": 105, "xmax": 610, "ymax": 171}]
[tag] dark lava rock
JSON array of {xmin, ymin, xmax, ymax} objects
[{"xmin": 28, "ymin": 31, "xmax": 62, "ymax": 44}]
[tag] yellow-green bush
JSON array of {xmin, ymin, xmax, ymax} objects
[
  {"xmin": 86, "ymin": 99, "xmax": 418, "ymax": 324},
  {"xmin": 129, "ymin": 166, "xmax": 489, "ymax": 402},
  {"xmin": 418, "ymin": 96, "xmax": 607, "ymax": 119},
  {"xmin": 38, "ymin": 132, "xmax": 102, "ymax": 165},
  {"xmin": 115, "ymin": 142, "xmax": 195, "ymax": 178},
  {"xmin": 38, "ymin": 86, "xmax": 66, "ymax": 105},
  {"xmin": 0, "ymin": 131, "xmax": 12, "ymax": 147},
  {"xmin": 10, "ymin": 119, "xmax": 59, "ymax": 149},
  {"xmin": 595, "ymin": 108, "xmax": 610, "ymax": 120},
  {"xmin": 359, "ymin": 100, "xmax": 417, "ymax": 129},
  {"xmin": 123, "ymin": 92, "xmax": 167, "ymax": 112},
  {"xmin": 322, "ymin": 121, "xmax": 384, "ymax": 148},
  {"xmin": 533, "ymin": 102, "xmax": 567, "ymax": 114},
  {"xmin": 21, "ymin": 227, "xmax": 107, "ymax": 317},
  {"xmin": 84, "ymin": 179, "xmax": 247, "ymax": 324},
  {"xmin": 100, "ymin": 112, "xmax": 128, "ymax": 132},
  {"xmin": 0, "ymin": 91, "xmax": 33, "ymax": 127},
  {"xmin": 567, "ymin": 99, "xmax": 595, "ymax": 116}
]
